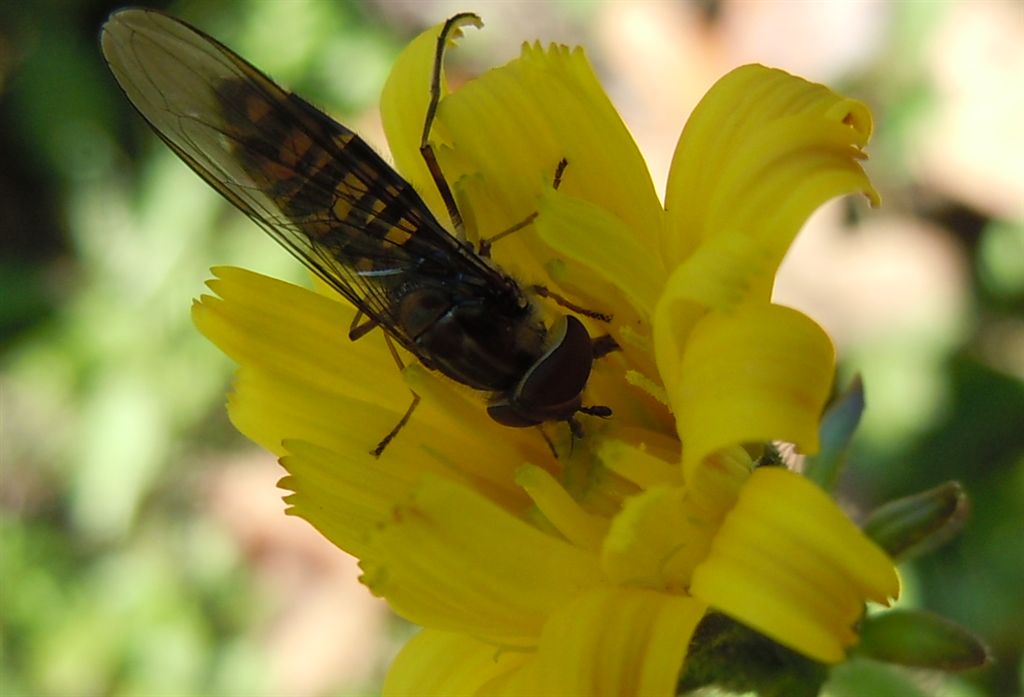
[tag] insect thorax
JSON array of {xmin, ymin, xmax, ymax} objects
[{"xmin": 394, "ymin": 281, "xmax": 546, "ymax": 392}]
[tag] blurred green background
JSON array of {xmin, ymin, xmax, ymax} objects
[{"xmin": 1, "ymin": 1, "xmax": 1021, "ymax": 695}]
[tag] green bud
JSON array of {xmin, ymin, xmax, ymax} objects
[
  {"xmin": 854, "ymin": 609, "xmax": 990, "ymax": 671},
  {"xmin": 863, "ymin": 481, "xmax": 968, "ymax": 560}
]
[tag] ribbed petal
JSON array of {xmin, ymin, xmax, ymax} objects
[
  {"xmin": 691, "ymin": 468, "xmax": 900, "ymax": 664},
  {"xmin": 383, "ymin": 629, "xmax": 528, "ymax": 697},
  {"xmin": 278, "ymin": 439, "xmax": 411, "ymax": 558},
  {"xmin": 503, "ymin": 587, "xmax": 704, "ymax": 696},
  {"xmin": 601, "ymin": 485, "xmax": 719, "ymax": 590},
  {"xmin": 652, "ymin": 231, "xmax": 776, "ymax": 394},
  {"xmin": 361, "ymin": 477, "xmax": 601, "ymax": 642},
  {"xmin": 537, "ymin": 189, "xmax": 665, "ymax": 319},
  {"xmin": 663, "ymin": 64, "xmax": 878, "ymax": 286},
  {"xmin": 439, "ymin": 42, "xmax": 662, "ymax": 251},
  {"xmin": 666, "ymin": 304, "xmax": 836, "ymax": 485},
  {"xmin": 191, "ymin": 267, "xmax": 407, "ymax": 455}
]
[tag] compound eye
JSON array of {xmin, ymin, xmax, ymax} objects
[
  {"xmin": 486, "ymin": 401, "xmax": 541, "ymax": 428},
  {"xmin": 515, "ymin": 315, "xmax": 594, "ymax": 420}
]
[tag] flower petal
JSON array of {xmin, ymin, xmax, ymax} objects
[
  {"xmin": 537, "ymin": 189, "xmax": 666, "ymax": 318},
  {"xmin": 383, "ymin": 629, "xmax": 528, "ymax": 697},
  {"xmin": 507, "ymin": 586, "xmax": 704, "ymax": 696},
  {"xmin": 516, "ymin": 464, "xmax": 608, "ymax": 552},
  {"xmin": 438, "ymin": 42, "xmax": 662, "ymax": 249},
  {"xmin": 664, "ymin": 64, "xmax": 878, "ymax": 289},
  {"xmin": 191, "ymin": 267, "xmax": 408, "ymax": 454},
  {"xmin": 666, "ymin": 304, "xmax": 836, "ymax": 485},
  {"xmin": 652, "ymin": 230, "xmax": 775, "ymax": 392},
  {"xmin": 691, "ymin": 467, "xmax": 900, "ymax": 664},
  {"xmin": 361, "ymin": 477, "xmax": 601, "ymax": 642},
  {"xmin": 601, "ymin": 485, "xmax": 719, "ymax": 590},
  {"xmin": 278, "ymin": 439, "xmax": 411, "ymax": 558}
]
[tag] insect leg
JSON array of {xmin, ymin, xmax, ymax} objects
[
  {"xmin": 535, "ymin": 425, "xmax": 558, "ymax": 459},
  {"xmin": 420, "ymin": 14, "xmax": 480, "ymax": 242},
  {"xmin": 556, "ymin": 404, "xmax": 611, "ymax": 455},
  {"xmin": 348, "ymin": 310, "xmax": 379, "ymax": 342},
  {"xmin": 477, "ymin": 158, "xmax": 569, "ymax": 258},
  {"xmin": 371, "ymin": 333, "xmax": 422, "ymax": 457},
  {"xmin": 574, "ymin": 337, "xmax": 618, "ymax": 427},
  {"xmin": 591, "ymin": 334, "xmax": 620, "ymax": 359},
  {"xmin": 527, "ymin": 284, "xmax": 613, "ymax": 323},
  {"xmin": 373, "ymin": 392, "xmax": 421, "ymax": 458}
]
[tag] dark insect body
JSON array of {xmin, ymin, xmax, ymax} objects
[{"xmin": 100, "ymin": 9, "xmax": 612, "ymax": 454}]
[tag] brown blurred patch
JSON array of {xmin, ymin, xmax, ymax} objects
[{"xmin": 203, "ymin": 451, "xmax": 391, "ymax": 697}]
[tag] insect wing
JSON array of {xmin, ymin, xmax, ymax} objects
[{"xmin": 100, "ymin": 9, "xmax": 499, "ymax": 345}]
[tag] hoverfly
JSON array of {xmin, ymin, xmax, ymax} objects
[{"xmin": 100, "ymin": 9, "xmax": 614, "ymax": 455}]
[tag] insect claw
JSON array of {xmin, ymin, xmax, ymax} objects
[{"xmin": 579, "ymin": 404, "xmax": 612, "ymax": 419}]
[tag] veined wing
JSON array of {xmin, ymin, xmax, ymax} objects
[{"xmin": 100, "ymin": 8, "xmax": 505, "ymax": 345}]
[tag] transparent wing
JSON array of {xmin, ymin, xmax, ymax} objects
[{"xmin": 100, "ymin": 8, "xmax": 503, "ymax": 347}]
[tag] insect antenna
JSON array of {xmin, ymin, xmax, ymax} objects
[{"xmin": 477, "ymin": 158, "xmax": 569, "ymax": 257}]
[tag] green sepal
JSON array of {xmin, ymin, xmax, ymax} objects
[
  {"xmin": 862, "ymin": 481, "xmax": 968, "ymax": 560},
  {"xmin": 804, "ymin": 376, "xmax": 865, "ymax": 492},
  {"xmin": 853, "ymin": 609, "xmax": 990, "ymax": 671}
]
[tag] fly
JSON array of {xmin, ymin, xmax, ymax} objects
[{"xmin": 100, "ymin": 9, "xmax": 615, "ymax": 455}]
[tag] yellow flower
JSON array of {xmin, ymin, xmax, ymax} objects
[{"xmin": 193, "ymin": 15, "xmax": 898, "ymax": 695}]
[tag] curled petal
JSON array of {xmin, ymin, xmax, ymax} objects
[
  {"xmin": 664, "ymin": 64, "xmax": 878, "ymax": 293},
  {"xmin": 667, "ymin": 304, "xmax": 836, "ymax": 485},
  {"xmin": 652, "ymin": 230, "xmax": 774, "ymax": 392},
  {"xmin": 691, "ymin": 468, "xmax": 900, "ymax": 664}
]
